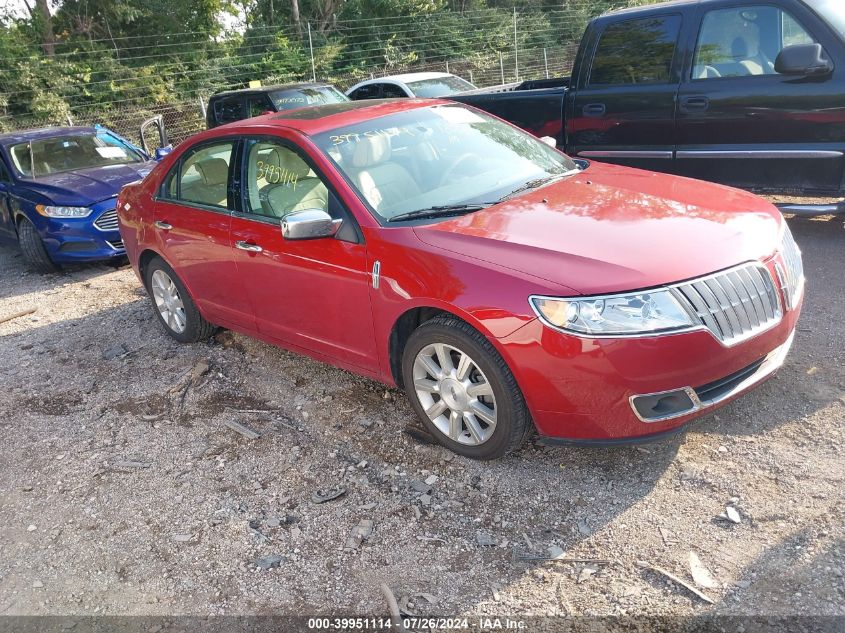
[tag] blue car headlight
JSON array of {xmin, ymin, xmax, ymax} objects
[{"xmin": 35, "ymin": 205, "xmax": 92, "ymax": 218}]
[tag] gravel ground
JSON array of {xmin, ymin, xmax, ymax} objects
[{"xmin": 0, "ymin": 214, "xmax": 843, "ymax": 620}]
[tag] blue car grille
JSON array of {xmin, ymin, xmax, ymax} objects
[{"xmin": 94, "ymin": 208, "xmax": 119, "ymax": 231}]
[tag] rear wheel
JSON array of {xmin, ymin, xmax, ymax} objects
[
  {"xmin": 144, "ymin": 257, "xmax": 217, "ymax": 343},
  {"xmin": 401, "ymin": 316, "xmax": 529, "ymax": 459},
  {"xmin": 17, "ymin": 218, "xmax": 59, "ymax": 274}
]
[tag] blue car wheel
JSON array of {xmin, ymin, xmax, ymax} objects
[{"xmin": 18, "ymin": 217, "xmax": 60, "ymax": 273}]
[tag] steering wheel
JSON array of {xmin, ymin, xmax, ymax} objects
[{"xmin": 440, "ymin": 153, "xmax": 480, "ymax": 186}]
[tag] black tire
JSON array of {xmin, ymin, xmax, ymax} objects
[
  {"xmin": 17, "ymin": 218, "xmax": 60, "ymax": 274},
  {"xmin": 401, "ymin": 316, "xmax": 530, "ymax": 460},
  {"xmin": 144, "ymin": 256, "xmax": 217, "ymax": 343}
]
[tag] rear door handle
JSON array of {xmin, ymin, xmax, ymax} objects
[
  {"xmin": 583, "ymin": 103, "xmax": 606, "ymax": 117},
  {"xmin": 680, "ymin": 96, "xmax": 710, "ymax": 112},
  {"xmin": 154, "ymin": 220, "xmax": 173, "ymax": 230},
  {"xmin": 235, "ymin": 241, "xmax": 263, "ymax": 253}
]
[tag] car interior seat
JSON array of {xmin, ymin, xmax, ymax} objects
[
  {"xmin": 260, "ymin": 148, "xmax": 328, "ymax": 218},
  {"xmin": 731, "ymin": 29, "xmax": 774, "ymax": 75},
  {"xmin": 182, "ymin": 157, "xmax": 229, "ymax": 207},
  {"xmin": 347, "ymin": 134, "xmax": 422, "ymax": 216}
]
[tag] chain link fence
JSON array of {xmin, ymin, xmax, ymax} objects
[{"xmin": 0, "ymin": 3, "xmax": 628, "ymax": 147}]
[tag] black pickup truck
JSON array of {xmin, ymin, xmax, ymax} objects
[{"xmin": 453, "ymin": 0, "xmax": 845, "ymax": 204}]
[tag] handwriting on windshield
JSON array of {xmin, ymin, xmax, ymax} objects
[{"xmin": 328, "ymin": 127, "xmax": 416, "ymax": 146}]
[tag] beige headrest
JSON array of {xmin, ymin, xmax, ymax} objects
[
  {"xmin": 352, "ymin": 135, "xmax": 391, "ymax": 168},
  {"xmin": 256, "ymin": 148, "xmax": 281, "ymax": 170},
  {"xmin": 278, "ymin": 149, "xmax": 312, "ymax": 179},
  {"xmin": 195, "ymin": 158, "xmax": 228, "ymax": 186}
]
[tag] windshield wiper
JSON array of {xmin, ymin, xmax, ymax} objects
[
  {"xmin": 497, "ymin": 168, "xmax": 581, "ymax": 202},
  {"xmin": 387, "ymin": 204, "xmax": 489, "ymax": 223}
]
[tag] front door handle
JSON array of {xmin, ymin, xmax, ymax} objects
[
  {"xmin": 154, "ymin": 220, "xmax": 173, "ymax": 230},
  {"xmin": 583, "ymin": 103, "xmax": 606, "ymax": 117},
  {"xmin": 235, "ymin": 241, "xmax": 263, "ymax": 253},
  {"xmin": 680, "ymin": 96, "xmax": 710, "ymax": 113}
]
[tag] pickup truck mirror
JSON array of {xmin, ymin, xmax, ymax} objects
[
  {"xmin": 539, "ymin": 136, "xmax": 557, "ymax": 148},
  {"xmin": 281, "ymin": 209, "xmax": 343, "ymax": 240},
  {"xmin": 775, "ymin": 43, "xmax": 834, "ymax": 77}
]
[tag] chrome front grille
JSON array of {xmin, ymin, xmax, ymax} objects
[
  {"xmin": 673, "ymin": 263, "xmax": 782, "ymax": 347},
  {"xmin": 777, "ymin": 224, "xmax": 804, "ymax": 310},
  {"xmin": 94, "ymin": 208, "xmax": 119, "ymax": 231},
  {"xmin": 106, "ymin": 239, "xmax": 125, "ymax": 251}
]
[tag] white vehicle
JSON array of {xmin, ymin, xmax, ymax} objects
[{"xmin": 345, "ymin": 72, "xmax": 476, "ymax": 100}]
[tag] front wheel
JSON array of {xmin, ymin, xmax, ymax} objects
[
  {"xmin": 401, "ymin": 316, "xmax": 530, "ymax": 459},
  {"xmin": 17, "ymin": 218, "xmax": 60, "ymax": 274},
  {"xmin": 144, "ymin": 257, "xmax": 217, "ymax": 343}
]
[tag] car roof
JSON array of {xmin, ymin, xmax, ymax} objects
[
  {"xmin": 0, "ymin": 126, "xmax": 99, "ymax": 145},
  {"xmin": 210, "ymin": 82, "xmax": 333, "ymax": 99},
  {"xmin": 205, "ymin": 98, "xmax": 448, "ymax": 138},
  {"xmin": 351, "ymin": 72, "xmax": 459, "ymax": 88},
  {"xmin": 604, "ymin": 0, "xmax": 699, "ymax": 17}
]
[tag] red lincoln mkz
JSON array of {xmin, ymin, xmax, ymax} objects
[{"xmin": 117, "ymin": 99, "xmax": 804, "ymax": 459}]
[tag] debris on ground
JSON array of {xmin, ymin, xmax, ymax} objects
[
  {"xmin": 311, "ymin": 487, "xmax": 346, "ymax": 504},
  {"xmin": 637, "ymin": 561, "xmax": 715, "ymax": 604},
  {"xmin": 224, "ymin": 419, "xmax": 261, "ymax": 440},
  {"xmin": 344, "ymin": 519, "xmax": 374, "ymax": 550},
  {"xmin": 688, "ymin": 552, "xmax": 719, "ymax": 589},
  {"xmin": 255, "ymin": 554, "xmax": 283, "ymax": 570}
]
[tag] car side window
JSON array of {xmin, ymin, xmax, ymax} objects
[
  {"xmin": 588, "ymin": 16, "xmax": 682, "ymax": 86},
  {"xmin": 692, "ymin": 6, "xmax": 817, "ymax": 79},
  {"xmin": 0, "ymin": 160, "xmax": 10, "ymax": 184},
  {"xmin": 164, "ymin": 141, "xmax": 234, "ymax": 209},
  {"xmin": 247, "ymin": 96, "xmax": 270, "ymax": 118},
  {"xmin": 214, "ymin": 97, "xmax": 245, "ymax": 124},
  {"xmin": 243, "ymin": 140, "xmax": 330, "ymax": 221},
  {"xmin": 381, "ymin": 83, "xmax": 408, "ymax": 98},
  {"xmin": 350, "ymin": 84, "xmax": 381, "ymax": 100}
]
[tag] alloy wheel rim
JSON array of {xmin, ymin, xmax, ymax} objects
[
  {"xmin": 413, "ymin": 343, "xmax": 497, "ymax": 446},
  {"xmin": 151, "ymin": 269, "xmax": 187, "ymax": 334}
]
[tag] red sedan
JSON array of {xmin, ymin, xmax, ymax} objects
[{"xmin": 116, "ymin": 99, "xmax": 804, "ymax": 459}]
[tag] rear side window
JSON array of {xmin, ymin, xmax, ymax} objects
[
  {"xmin": 589, "ymin": 16, "xmax": 682, "ymax": 86},
  {"xmin": 164, "ymin": 141, "xmax": 235, "ymax": 210},
  {"xmin": 213, "ymin": 97, "xmax": 245, "ymax": 125},
  {"xmin": 692, "ymin": 6, "xmax": 817, "ymax": 79},
  {"xmin": 381, "ymin": 83, "xmax": 408, "ymax": 98},
  {"xmin": 247, "ymin": 96, "xmax": 271, "ymax": 118},
  {"xmin": 349, "ymin": 84, "xmax": 381, "ymax": 100}
]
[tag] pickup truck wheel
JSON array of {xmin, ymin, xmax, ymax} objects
[
  {"xmin": 17, "ymin": 218, "xmax": 60, "ymax": 274},
  {"xmin": 145, "ymin": 257, "xmax": 217, "ymax": 343},
  {"xmin": 401, "ymin": 316, "xmax": 529, "ymax": 459}
]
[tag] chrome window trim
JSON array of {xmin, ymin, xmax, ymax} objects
[
  {"xmin": 577, "ymin": 150, "xmax": 674, "ymax": 159},
  {"xmin": 676, "ymin": 150, "xmax": 843, "ymax": 159}
]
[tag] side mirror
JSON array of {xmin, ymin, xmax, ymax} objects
[
  {"xmin": 775, "ymin": 43, "xmax": 834, "ymax": 76},
  {"xmin": 539, "ymin": 136, "xmax": 557, "ymax": 148},
  {"xmin": 281, "ymin": 209, "xmax": 342, "ymax": 240}
]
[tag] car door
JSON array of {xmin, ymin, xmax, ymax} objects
[
  {"xmin": 155, "ymin": 138, "xmax": 255, "ymax": 330},
  {"xmin": 0, "ymin": 158, "xmax": 14, "ymax": 239},
  {"xmin": 566, "ymin": 13, "xmax": 684, "ymax": 173},
  {"xmin": 675, "ymin": 1, "xmax": 845, "ymax": 193},
  {"xmin": 229, "ymin": 135, "xmax": 378, "ymax": 372}
]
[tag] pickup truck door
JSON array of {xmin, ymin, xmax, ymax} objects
[
  {"xmin": 566, "ymin": 13, "xmax": 685, "ymax": 173},
  {"xmin": 674, "ymin": 1, "xmax": 845, "ymax": 194}
]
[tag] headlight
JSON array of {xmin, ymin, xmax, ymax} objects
[
  {"xmin": 530, "ymin": 289, "xmax": 695, "ymax": 336},
  {"xmin": 35, "ymin": 205, "xmax": 92, "ymax": 218}
]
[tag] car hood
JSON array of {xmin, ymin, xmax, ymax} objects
[
  {"xmin": 21, "ymin": 161, "xmax": 157, "ymax": 206},
  {"xmin": 413, "ymin": 162, "xmax": 783, "ymax": 296}
]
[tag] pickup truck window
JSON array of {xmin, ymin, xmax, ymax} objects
[
  {"xmin": 693, "ymin": 6, "xmax": 815, "ymax": 79},
  {"xmin": 214, "ymin": 97, "xmax": 245, "ymax": 124},
  {"xmin": 805, "ymin": 0, "xmax": 845, "ymax": 39},
  {"xmin": 589, "ymin": 16, "xmax": 681, "ymax": 86}
]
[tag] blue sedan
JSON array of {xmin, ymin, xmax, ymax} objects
[{"xmin": 0, "ymin": 126, "xmax": 158, "ymax": 272}]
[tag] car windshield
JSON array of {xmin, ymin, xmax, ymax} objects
[
  {"xmin": 271, "ymin": 86, "xmax": 349, "ymax": 111},
  {"xmin": 8, "ymin": 133, "xmax": 143, "ymax": 178},
  {"xmin": 313, "ymin": 104, "xmax": 578, "ymax": 222},
  {"xmin": 805, "ymin": 0, "xmax": 845, "ymax": 39},
  {"xmin": 405, "ymin": 75, "xmax": 476, "ymax": 97}
]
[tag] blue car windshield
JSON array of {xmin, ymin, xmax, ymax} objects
[{"xmin": 8, "ymin": 133, "xmax": 144, "ymax": 178}]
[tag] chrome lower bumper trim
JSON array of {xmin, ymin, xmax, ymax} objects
[{"xmin": 630, "ymin": 329, "xmax": 795, "ymax": 423}]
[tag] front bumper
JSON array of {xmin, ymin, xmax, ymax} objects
[
  {"xmin": 497, "ymin": 262, "xmax": 802, "ymax": 442},
  {"xmin": 34, "ymin": 198, "xmax": 125, "ymax": 263}
]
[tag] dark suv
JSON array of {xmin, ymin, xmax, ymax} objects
[{"xmin": 206, "ymin": 83, "xmax": 349, "ymax": 128}]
